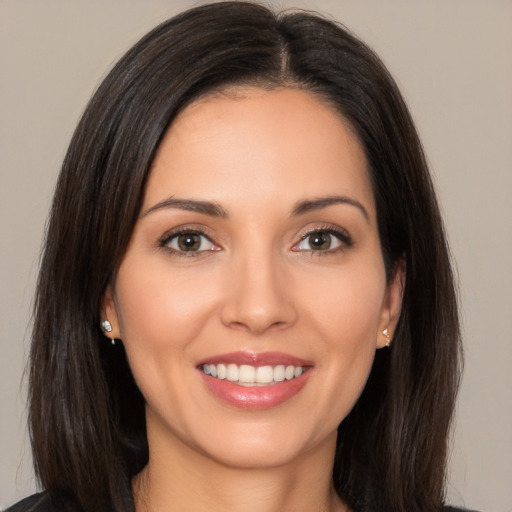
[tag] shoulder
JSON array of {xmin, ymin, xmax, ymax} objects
[{"xmin": 5, "ymin": 493, "xmax": 81, "ymax": 512}]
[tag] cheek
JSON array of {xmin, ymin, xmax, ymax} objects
[
  {"xmin": 114, "ymin": 256, "xmax": 216, "ymax": 340},
  {"xmin": 303, "ymin": 261, "xmax": 385, "ymax": 413},
  {"xmin": 305, "ymin": 261, "xmax": 386, "ymax": 344},
  {"xmin": 112, "ymin": 260, "xmax": 221, "ymax": 398},
  {"xmin": 111, "ymin": 258, "xmax": 214, "ymax": 403}
]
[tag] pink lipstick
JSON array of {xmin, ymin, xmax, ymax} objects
[{"xmin": 197, "ymin": 351, "xmax": 312, "ymax": 409}]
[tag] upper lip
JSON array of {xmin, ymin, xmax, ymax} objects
[{"xmin": 197, "ymin": 351, "xmax": 313, "ymax": 367}]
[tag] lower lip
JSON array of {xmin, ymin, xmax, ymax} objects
[{"xmin": 199, "ymin": 371, "xmax": 310, "ymax": 409}]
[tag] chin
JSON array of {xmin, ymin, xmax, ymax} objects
[{"xmin": 192, "ymin": 420, "xmax": 338, "ymax": 471}]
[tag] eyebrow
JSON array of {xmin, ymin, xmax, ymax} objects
[
  {"xmin": 291, "ymin": 196, "xmax": 369, "ymax": 221},
  {"xmin": 142, "ymin": 195, "xmax": 369, "ymax": 221},
  {"xmin": 142, "ymin": 197, "xmax": 228, "ymax": 218}
]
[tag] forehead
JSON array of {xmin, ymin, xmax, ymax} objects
[{"xmin": 145, "ymin": 87, "xmax": 374, "ymax": 217}]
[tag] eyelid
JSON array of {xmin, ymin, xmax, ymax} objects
[
  {"xmin": 291, "ymin": 224, "xmax": 353, "ymax": 252},
  {"xmin": 157, "ymin": 223, "xmax": 352, "ymax": 256},
  {"xmin": 159, "ymin": 226, "xmax": 221, "ymax": 255}
]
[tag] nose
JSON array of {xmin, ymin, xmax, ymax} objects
[{"xmin": 220, "ymin": 252, "xmax": 298, "ymax": 335}]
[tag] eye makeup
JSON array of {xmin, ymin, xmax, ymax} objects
[
  {"xmin": 292, "ymin": 224, "xmax": 353, "ymax": 255},
  {"xmin": 158, "ymin": 226, "xmax": 220, "ymax": 257},
  {"xmin": 157, "ymin": 221, "xmax": 353, "ymax": 259}
]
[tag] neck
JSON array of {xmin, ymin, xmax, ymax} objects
[{"xmin": 133, "ymin": 428, "xmax": 347, "ymax": 512}]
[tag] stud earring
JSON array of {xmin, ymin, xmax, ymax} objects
[
  {"xmin": 101, "ymin": 320, "xmax": 116, "ymax": 345},
  {"xmin": 382, "ymin": 328, "xmax": 391, "ymax": 347},
  {"xmin": 101, "ymin": 320, "xmax": 112, "ymax": 333}
]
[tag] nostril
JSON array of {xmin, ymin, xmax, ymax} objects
[{"xmin": 225, "ymin": 318, "xmax": 291, "ymax": 335}]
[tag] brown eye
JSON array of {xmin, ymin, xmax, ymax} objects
[
  {"xmin": 177, "ymin": 233, "xmax": 201, "ymax": 251},
  {"xmin": 163, "ymin": 231, "xmax": 217, "ymax": 253},
  {"xmin": 307, "ymin": 232, "xmax": 332, "ymax": 250},
  {"xmin": 292, "ymin": 228, "xmax": 349, "ymax": 253}
]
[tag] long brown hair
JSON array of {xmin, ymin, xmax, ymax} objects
[{"xmin": 28, "ymin": 2, "xmax": 461, "ymax": 511}]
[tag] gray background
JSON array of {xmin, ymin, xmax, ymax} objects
[{"xmin": 1, "ymin": 1, "xmax": 511, "ymax": 510}]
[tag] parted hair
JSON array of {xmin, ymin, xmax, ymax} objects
[{"xmin": 27, "ymin": 2, "xmax": 461, "ymax": 511}]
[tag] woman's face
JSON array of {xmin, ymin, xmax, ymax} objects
[{"xmin": 104, "ymin": 87, "xmax": 402, "ymax": 470}]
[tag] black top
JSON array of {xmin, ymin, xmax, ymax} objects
[
  {"xmin": 6, "ymin": 493, "xmax": 79, "ymax": 512},
  {"xmin": 6, "ymin": 493, "xmax": 481, "ymax": 512}
]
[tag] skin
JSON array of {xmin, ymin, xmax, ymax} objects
[{"xmin": 103, "ymin": 87, "xmax": 403, "ymax": 512}]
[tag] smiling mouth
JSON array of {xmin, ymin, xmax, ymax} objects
[
  {"xmin": 198, "ymin": 353, "xmax": 312, "ymax": 408},
  {"xmin": 201, "ymin": 363, "xmax": 305, "ymax": 386}
]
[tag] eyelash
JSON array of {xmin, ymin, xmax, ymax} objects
[
  {"xmin": 159, "ymin": 227, "xmax": 218, "ymax": 257},
  {"xmin": 293, "ymin": 226, "xmax": 353, "ymax": 255},
  {"xmin": 158, "ymin": 225, "xmax": 353, "ymax": 257}
]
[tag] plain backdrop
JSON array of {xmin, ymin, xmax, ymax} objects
[{"xmin": 1, "ymin": 1, "xmax": 511, "ymax": 510}]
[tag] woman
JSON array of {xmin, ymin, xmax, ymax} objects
[{"xmin": 8, "ymin": 2, "xmax": 469, "ymax": 511}]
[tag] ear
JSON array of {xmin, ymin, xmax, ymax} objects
[
  {"xmin": 376, "ymin": 258, "xmax": 405, "ymax": 349},
  {"xmin": 100, "ymin": 284, "xmax": 122, "ymax": 340}
]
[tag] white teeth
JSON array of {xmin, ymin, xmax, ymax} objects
[
  {"xmin": 238, "ymin": 364, "xmax": 256, "ymax": 383},
  {"xmin": 255, "ymin": 365, "xmax": 274, "ymax": 383},
  {"xmin": 217, "ymin": 363, "xmax": 227, "ymax": 379},
  {"xmin": 226, "ymin": 363, "xmax": 239, "ymax": 381},
  {"xmin": 202, "ymin": 363, "xmax": 306, "ymax": 384},
  {"xmin": 273, "ymin": 365, "xmax": 285, "ymax": 382}
]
